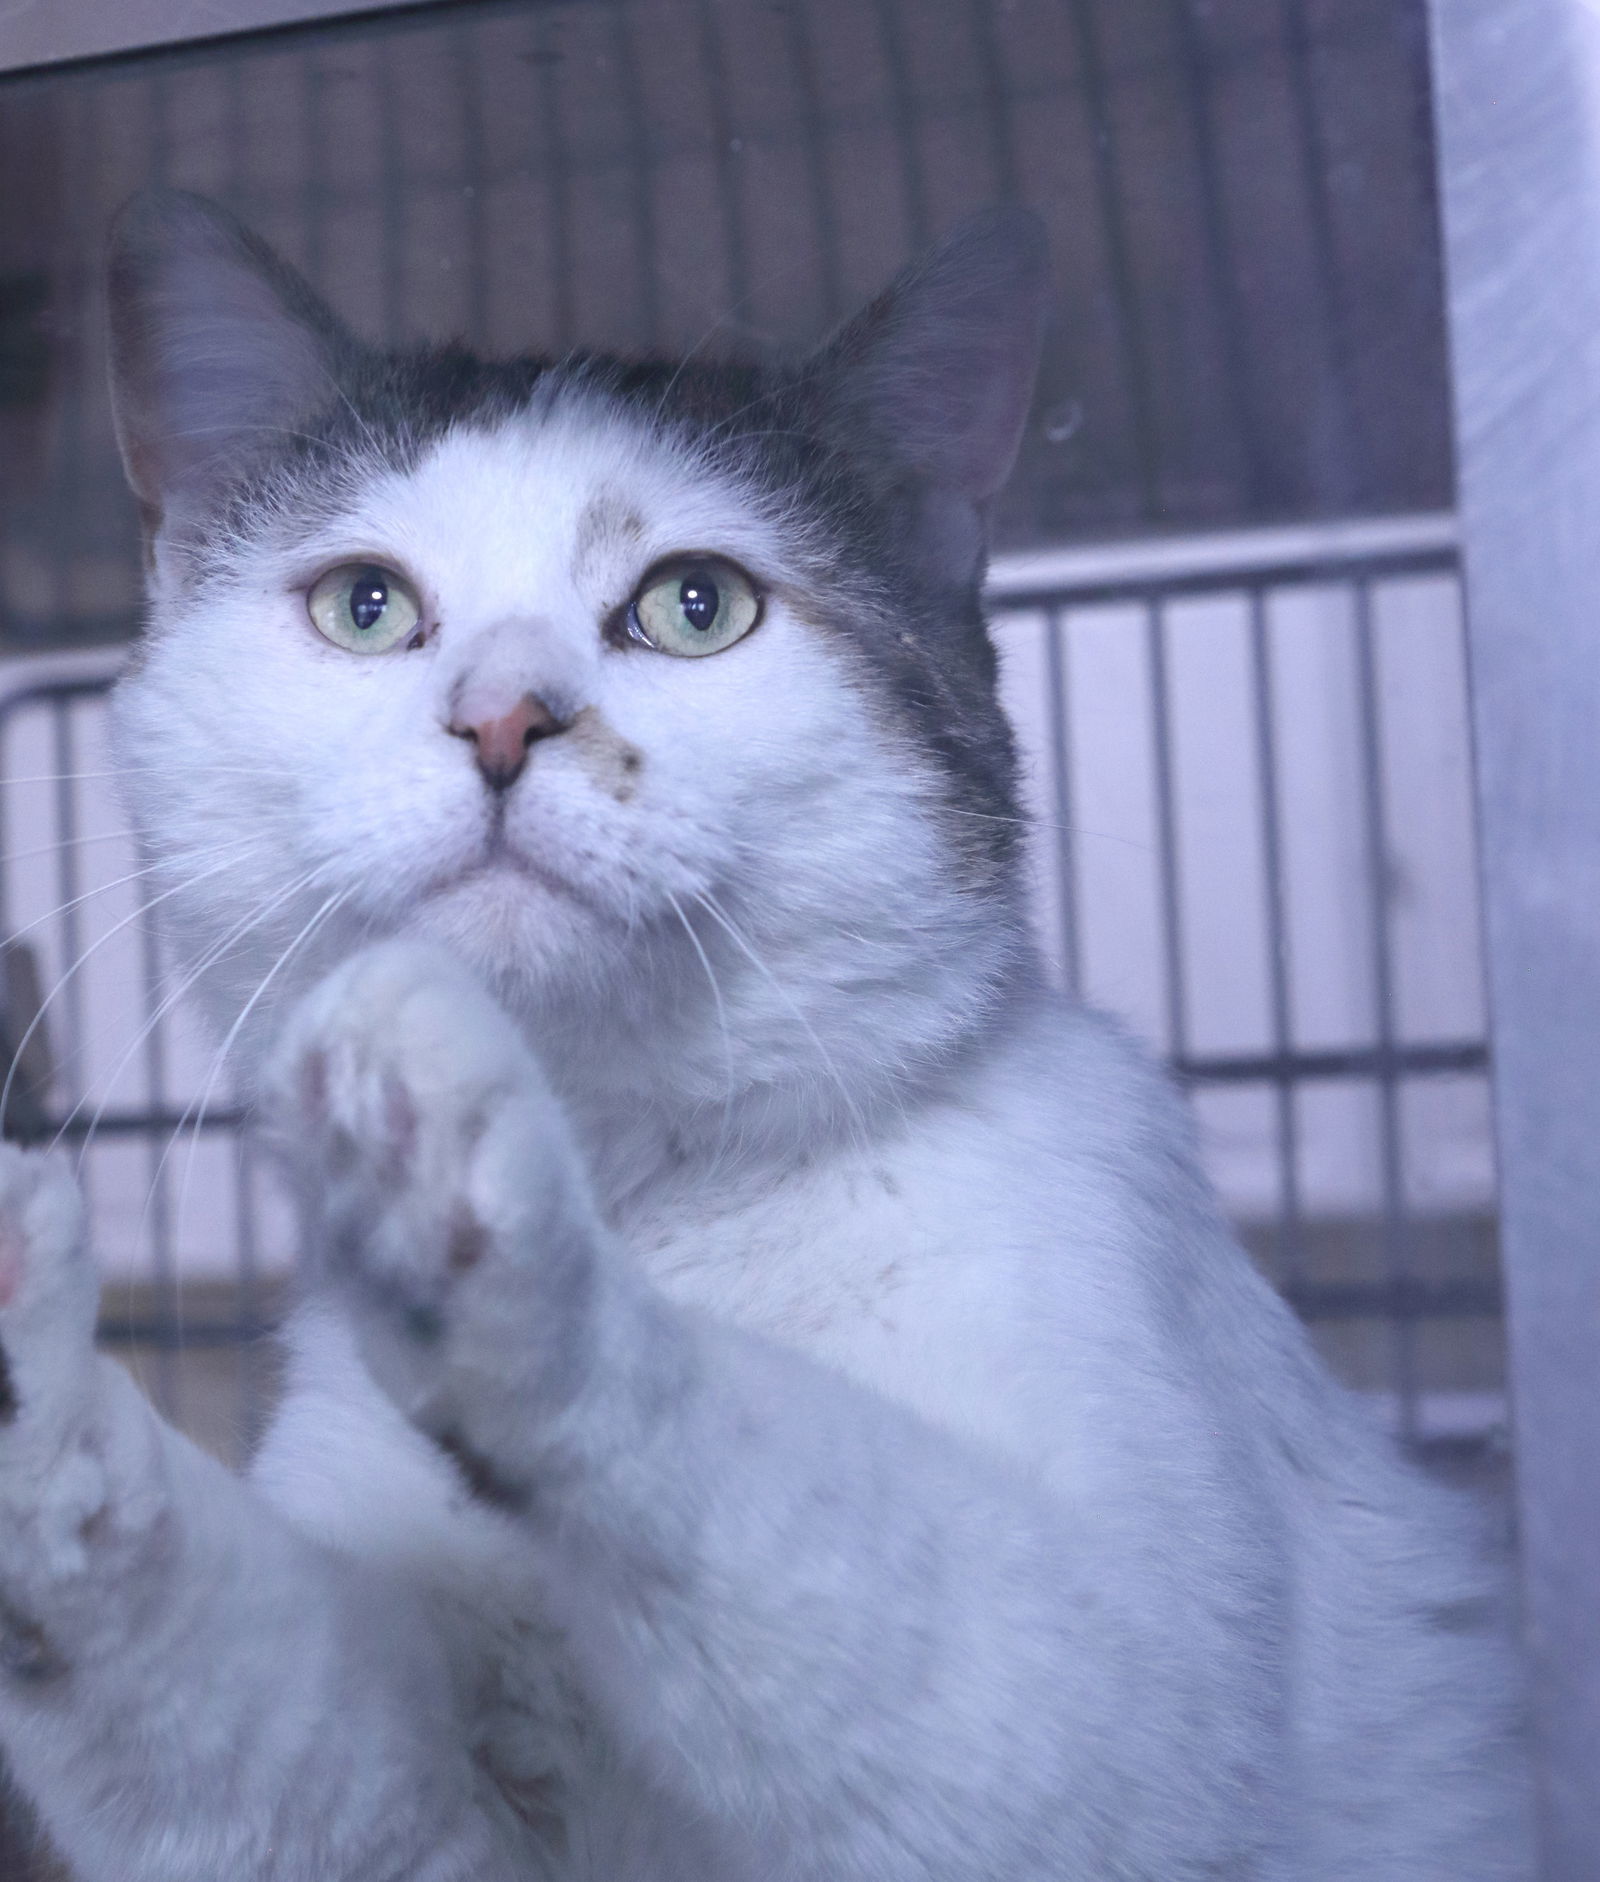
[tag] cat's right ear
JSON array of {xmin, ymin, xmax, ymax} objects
[
  {"xmin": 801, "ymin": 207, "xmax": 1049, "ymax": 586},
  {"xmin": 107, "ymin": 190, "xmax": 353, "ymax": 534}
]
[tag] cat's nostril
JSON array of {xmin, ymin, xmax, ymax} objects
[{"xmin": 446, "ymin": 691, "xmax": 567, "ymax": 791}]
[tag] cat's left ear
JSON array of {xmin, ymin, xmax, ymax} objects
[
  {"xmin": 805, "ymin": 207, "xmax": 1050, "ymax": 575},
  {"xmin": 107, "ymin": 189, "xmax": 356, "ymax": 535}
]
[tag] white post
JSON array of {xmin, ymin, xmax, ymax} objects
[{"xmin": 1429, "ymin": 3, "xmax": 1600, "ymax": 1873}]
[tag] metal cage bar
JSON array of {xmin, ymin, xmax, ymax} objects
[
  {"xmin": 1246, "ymin": 582, "xmax": 1305, "ymax": 1291},
  {"xmin": 1041, "ymin": 604, "xmax": 1082, "ymax": 1000}
]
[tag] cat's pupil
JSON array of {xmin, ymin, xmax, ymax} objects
[
  {"xmin": 349, "ymin": 569, "xmax": 389, "ymax": 633},
  {"xmin": 679, "ymin": 572, "xmax": 720, "ymax": 634}
]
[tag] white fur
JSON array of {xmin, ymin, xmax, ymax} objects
[{"xmin": 0, "ymin": 392, "xmax": 1530, "ymax": 1878}]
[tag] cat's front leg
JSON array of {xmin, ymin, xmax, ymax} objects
[
  {"xmin": 0, "ymin": 1144, "xmax": 525, "ymax": 1882},
  {"xmin": 268, "ymin": 942, "xmax": 1265, "ymax": 1880}
]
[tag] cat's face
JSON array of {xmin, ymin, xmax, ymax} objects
[
  {"xmin": 106, "ymin": 193, "xmax": 1048, "ymax": 1104},
  {"xmin": 116, "ymin": 392, "xmax": 955, "ymax": 1006}
]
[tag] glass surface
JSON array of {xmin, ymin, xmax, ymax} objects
[{"xmin": 0, "ymin": 0, "xmax": 1495, "ymax": 1457}]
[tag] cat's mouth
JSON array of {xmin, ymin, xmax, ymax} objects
[
  {"xmin": 397, "ymin": 838, "xmax": 624, "ymax": 991},
  {"xmin": 421, "ymin": 838, "xmax": 601, "ymax": 920}
]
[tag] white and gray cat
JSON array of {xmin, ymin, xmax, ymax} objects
[{"xmin": 0, "ymin": 191, "xmax": 1528, "ymax": 1879}]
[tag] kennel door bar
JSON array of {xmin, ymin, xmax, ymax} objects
[
  {"xmin": 1429, "ymin": 1, "xmax": 1600, "ymax": 1874},
  {"xmin": 0, "ymin": 0, "xmax": 400, "ymax": 75}
]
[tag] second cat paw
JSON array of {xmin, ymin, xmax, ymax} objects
[
  {"xmin": 0, "ymin": 1145, "xmax": 97, "ymax": 1465},
  {"xmin": 0, "ymin": 1146, "xmax": 124, "ymax": 1615}
]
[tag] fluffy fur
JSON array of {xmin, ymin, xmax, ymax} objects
[{"xmin": 0, "ymin": 191, "xmax": 1529, "ymax": 1879}]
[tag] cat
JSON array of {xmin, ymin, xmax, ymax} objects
[{"xmin": 0, "ymin": 188, "xmax": 1529, "ymax": 1880}]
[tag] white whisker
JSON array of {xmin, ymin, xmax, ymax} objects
[
  {"xmin": 666, "ymin": 890, "xmax": 738, "ymax": 1181},
  {"xmin": 149, "ymin": 883, "xmax": 356, "ymax": 1336},
  {"xmin": 57, "ymin": 858, "xmax": 342, "ymax": 1165},
  {"xmin": 2, "ymin": 836, "xmax": 264, "ymax": 955},
  {"xmin": 0, "ymin": 846, "xmax": 265, "ymax": 1136},
  {"xmin": 0, "ymin": 829, "xmax": 140, "ymax": 867},
  {"xmin": 0, "ymin": 764, "xmax": 307, "ymax": 786},
  {"xmin": 692, "ymin": 888, "xmax": 875, "ymax": 1163},
  {"xmin": 940, "ymin": 805, "xmax": 1154, "ymax": 853}
]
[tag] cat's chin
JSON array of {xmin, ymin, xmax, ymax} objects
[{"xmin": 403, "ymin": 860, "xmax": 606, "ymax": 1003}]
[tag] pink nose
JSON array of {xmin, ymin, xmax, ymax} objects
[{"xmin": 447, "ymin": 692, "xmax": 566, "ymax": 790}]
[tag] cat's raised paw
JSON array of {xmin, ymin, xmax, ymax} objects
[
  {"xmin": 264, "ymin": 941, "xmax": 600, "ymax": 1431},
  {"xmin": 0, "ymin": 1146, "xmax": 119, "ymax": 1597}
]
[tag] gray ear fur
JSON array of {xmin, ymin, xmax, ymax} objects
[
  {"xmin": 809, "ymin": 207, "xmax": 1050, "ymax": 516},
  {"xmin": 107, "ymin": 189, "xmax": 353, "ymax": 532}
]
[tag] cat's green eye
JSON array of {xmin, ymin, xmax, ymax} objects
[
  {"xmin": 628, "ymin": 557, "xmax": 761, "ymax": 658},
  {"xmin": 306, "ymin": 562, "xmax": 422, "ymax": 654}
]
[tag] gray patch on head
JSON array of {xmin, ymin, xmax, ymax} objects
[
  {"xmin": 566, "ymin": 706, "xmax": 644, "ymax": 802},
  {"xmin": 571, "ymin": 490, "xmax": 645, "ymax": 585},
  {"xmin": 168, "ymin": 351, "xmax": 565, "ymax": 591}
]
